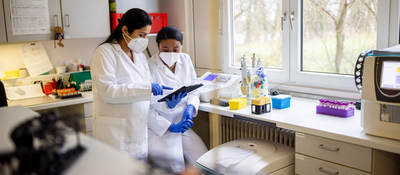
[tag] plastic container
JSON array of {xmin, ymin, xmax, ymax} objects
[
  {"xmin": 110, "ymin": 13, "xmax": 168, "ymax": 33},
  {"xmin": 271, "ymin": 95, "xmax": 291, "ymax": 109},
  {"xmin": 229, "ymin": 98, "xmax": 247, "ymax": 110},
  {"xmin": 69, "ymin": 71, "xmax": 91, "ymax": 90}
]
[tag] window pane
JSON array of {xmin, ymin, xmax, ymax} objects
[
  {"xmin": 233, "ymin": 0, "xmax": 283, "ymax": 69},
  {"xmin": 302, "ymin": 0, "xmax": 377, "ymax": 75}
]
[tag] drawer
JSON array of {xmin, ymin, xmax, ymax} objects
[
  {"xmin": 295, "ymin": 154, "xmax": 369, "ymax": 175},
  {"xmin": 85, "ymin": 117, "xmax": 93, "ymax": 132},
  {"xmin": 296, "ymin": 133, "xmax": 371, "ymax": 171},
  {"xmin": 84, "ymin": 102, "xmax": 93, "ymax": 117}
]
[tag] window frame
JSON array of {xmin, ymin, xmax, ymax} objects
[{"xmin": 222, "ymin": 0, "xmax": 397, "ymax": 96}]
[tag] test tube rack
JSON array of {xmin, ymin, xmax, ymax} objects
[{"xmin": 316, "ymin": 99, "xmax": 355, "ymax": 118}]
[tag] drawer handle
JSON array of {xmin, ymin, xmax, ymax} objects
[
  {"xmin": 319, "ymin": 167, "xmax": 339, "ymax": 175},
  {"xmin": 319, "ymin": 144, "xmax": 340, "ymax": 152}
]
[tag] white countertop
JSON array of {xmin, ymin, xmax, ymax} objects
[
  {"xmin": 7, "ymin": 92, "xmax": 400, "ymax": 155},
  {"xmin": 199, "ymin": 97, "xmax": 400, "ymax": 155},
  {"xmin": 8, "ymin": 92, "xmax": 93, "ymax": 111}
]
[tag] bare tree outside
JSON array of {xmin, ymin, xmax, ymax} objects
[{"xmin": 233, "ymin": 0, "xmax": 377, "ymax": 75}]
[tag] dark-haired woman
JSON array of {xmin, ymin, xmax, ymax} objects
[
  {"xmin": 90, "ymin": 8, "xmax": 171, "ymax": 160},
  {"xmin": 147, "ymin": 26, "xmax": 208, "ymax": 173}
]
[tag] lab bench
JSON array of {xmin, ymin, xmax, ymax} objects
[
  {"xmin": 7, "ymin": 91, "xmax": 94, "ymax": 135},
  {"xmin": 198, "ymin": 97, "xmax": 400, "ymax": 175},
  {"xmin": 7, "ymin": 93, "xmax": 400, "ymax": 174}
]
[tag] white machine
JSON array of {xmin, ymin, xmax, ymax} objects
[
  {"xmin": 362, "ymin": 54, "xmax": 400, "ymax": 140},
  {"xmin": 197, "ymin": 72, "xmax": 242, "ymax": 102},
  {"xmin": 196, "ymin": 139, "xmax": 294, "ymax": 175}
]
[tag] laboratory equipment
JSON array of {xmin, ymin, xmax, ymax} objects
[
  {"xmin": 196, "ymin": 139, "xmax": 294, "ymax": 175},
  {"xmin": 251, "ymin": 97, "xmax": 272, "ymax": 114},
  {"xmin": 0, "ymin": 111, "xmax": 85, "ymax": 175},
  {"xmin": 316, "ymin": 99, "xmax": 354, "ymax": 118},
  {"xmin": 271, "ymin": 95, "xmax": 291, "ymax": 109},
  {"xmin": 197, "ymin": 72, "xmax": 241, "ymax": 102},
  {"xmin": 229, "ymin": 98, "xmax": 247, "ymax": 110},
  {"xmin": 361, "ymin": 49, "xmax": 400, "ymax": 140},
  {"xmin": 69, "ymin": 71, "xmax": 91, "ymax": 90}
]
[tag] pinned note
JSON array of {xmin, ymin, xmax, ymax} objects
[
  {"xmin": 10, "ymin": 0, "xmax": 50, "ymax": 35},
  {"xmin": 21, "ymin": 42, "xmax": 53, "ymax": 77}
]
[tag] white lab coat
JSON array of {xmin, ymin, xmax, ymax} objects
[
  {"xmin": 147, "ymin": 53, "xmax": 208, "ymax": 173},
  {"xmin": 90, "ymin": 43, "xmax": 152, "ymax": 160}
]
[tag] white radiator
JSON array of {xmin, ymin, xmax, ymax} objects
[{"xmin": 219, "ymin": 116, "xmax": 295, "ymax": 147}]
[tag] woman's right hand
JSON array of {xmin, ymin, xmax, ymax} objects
[{"xmin": 151, "ymin": 83, "xmax": 173, "ymax": 96}]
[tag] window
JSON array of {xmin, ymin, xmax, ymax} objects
[
  {"xmin": 233, "ymin": 0, "xmax": 283, "ymax": 69},
  {"xmin": 302, "ymin": 0, "xmax": 377, "ymax": 75},
  {"xmin": 224, "ymin": 0, "xmax": 395, "ymax": 93}
]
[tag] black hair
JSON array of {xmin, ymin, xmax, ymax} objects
[
  {"xmin": 156, "ymin": 26, "xmax": 183, "ymax": 46},
  {"xmin": 103, "ymin": 8, "xmax": 152, "ymax": 44}
]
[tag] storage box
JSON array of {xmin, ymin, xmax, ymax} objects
[
  {"xmin": 69, "ymin": 71, "xmax": 91, "ymax": 90},
  {"xmin": 110, "ymin": 13, "xmax": 168, "ymax": 33},
  {"xmin": 229, "ymin": 98, "xmax": 247, "ymax": 110},
  {"xmin": 271, "ymin": 95, "xmax": 291, "ymax": 109}
]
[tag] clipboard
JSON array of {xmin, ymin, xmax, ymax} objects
[{"xmin": 157, "ymin": 84, "xmax": 203, "ymax": 102}]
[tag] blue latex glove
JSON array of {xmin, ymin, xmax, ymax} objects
[
  {"xmin": 165, "ymin": 92, "xmax": 187, "ymax": 109},
  {"xmin": 169, "ymin": 104, "xmax": 196, "ymax": 133},
  {"xmin": 169, "ymin": 118, "xmax": 194, "ymax": 133},
  {"xmin": 151, "ymin": 83, "xmax": 173, "ymax": 96},
  {"xmin": 256, "ymin": 67, "xmax": 265, "ymax": 79},
  {"xmin": 183, "ymin": 104, "xmax": 195, "ymax": 121}
]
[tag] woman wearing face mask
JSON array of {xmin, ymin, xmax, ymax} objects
[
  {"xmin": 147, "ymin": 26, "xmax": 208, "ymax": 173},
  {"xmin": 90, "ymin": 8, "xmax": 171, "ymax": 160}
]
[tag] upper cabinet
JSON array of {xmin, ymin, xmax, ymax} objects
[
  {"xmin": 61, "ymin": 0, "xmax": 110, "ymax": 39},
  {"xmin": 0, "ymin": 0, "xmax": 6, "ymax": 44},
  {"xmin": 2, "ymin": 0, "xmax": 110, "ymax": 43}
]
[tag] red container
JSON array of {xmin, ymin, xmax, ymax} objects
[{"xmin": 110, "ymin": 13, "xmax": 168, "ymax": 33}]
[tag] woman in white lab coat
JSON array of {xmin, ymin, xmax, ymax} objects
[
  {"xmin": 90, "ymin": 8, "xmax": 171, "ymax": 160},
  {"xmin": 148, "ymin": 26, "xmax": 208, "ymax": 173}
]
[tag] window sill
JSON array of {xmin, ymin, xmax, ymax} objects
[{"xmin": 270, "ymin": 82, "xmax": 361, "ymax": 100}]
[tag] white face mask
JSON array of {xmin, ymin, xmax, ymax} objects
[
  {"xmin": 159, "ymin": 52, "xmax": 181, "ymax": 67},
  {"xmin": 123, "ymin": 33, "xmax": 148, "ymax": 53}
]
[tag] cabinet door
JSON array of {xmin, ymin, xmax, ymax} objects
[
  {"xmin": 61, "ymin": 0, "xmax": 110, "ymax": 39},
  {"xmin": 193, "ymin": 0, "xmax": 222, "ymax": 70},
  {"xmin": 0, "ymin": 0, "xmax": 6, "ymax": 43},
  {"xmin": 3, "ymin": 0, "xmax": 61, "ymax": 43}
]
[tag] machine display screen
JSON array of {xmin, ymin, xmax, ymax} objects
[
  {"xmin": 203, "ymin": 74, "xmax": 218, "ymax": 81},
  {"xmin": 381, "ymin": 61, "xmax": 400, "ymax": 90}
]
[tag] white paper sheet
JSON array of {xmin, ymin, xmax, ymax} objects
[
  {"xmin": 22, "ymin": 42, "xmax": 53, "ymax": 76},
  {"xmin": 10, "ymin": 0, "xmax": 50, "ymax": 35}
]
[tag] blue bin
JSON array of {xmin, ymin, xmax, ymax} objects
[{"xmin": 271, "ymin": 95, "xmax": 291, "ymax": 109}]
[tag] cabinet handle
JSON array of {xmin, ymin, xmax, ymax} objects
[
  {"xmin": 65, "ymin": 14, "xmax": 70, "ymax": 28},
  {"xmin": 54, "ymin": 15, "xmax": 59, "ymax": 26},
  {"xmin": 289, "ymin": 11, "xmax": 295, "ymax": 30},
  {"xmin": 319, "ymin": 144, "xmax": 340, "ymax": 152},
  {"xmin": 281, "ymin": 12, "xmax": 287, "ymax": 31},
  {"xmin": 319, "ymin": 167, "xmax": 339, "ymax": 175}
]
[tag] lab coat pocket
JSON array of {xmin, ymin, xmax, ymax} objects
[
  {"xmin": 117, "ymin": 76, "xmax": 131, "ymax": 84},
  {"xmin": 93, "ymin": 116, "xmax": 128, "ymax": 148}
]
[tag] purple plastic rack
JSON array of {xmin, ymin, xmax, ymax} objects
[{"xmin": 316, "ymin": 106, "xmax": 354, "ymax": 118}]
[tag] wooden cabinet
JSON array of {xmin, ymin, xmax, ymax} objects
[
  {"xmin": 295, "ymin": 132, "xmax": 400, "ymax": 175},
  {"xmin": 2, "ymin": 0, "xmax": 109, "ymax": 43},
  {"xmin": 61, "ymin": 0, "xmax": 110, "ymax": 39},
  {"xmin": 3, "ymin": 0, "xmax": 62, "ymax": 42}
]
